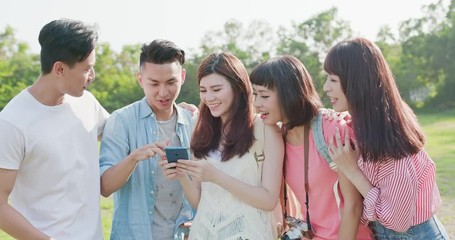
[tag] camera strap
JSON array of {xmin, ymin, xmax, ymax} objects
[
  {"xmin": 303, "ymin": 124, "xmax": 312, "ymax": 230},
  {"xmin": 282, "ymin": 124, "xmax": 312, "ymax": 230}
]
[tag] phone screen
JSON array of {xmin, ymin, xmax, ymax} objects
[{"xmin": 165, "ymin": 147, "xmax": 190, "ymax": 163}]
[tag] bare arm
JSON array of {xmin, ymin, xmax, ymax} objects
[
  {"xmin": 100, "ymin": 143, "xmax": 165, "ymax": 197},
  {"xmin": 337, "ymin": 170, "xmax": 362, "ymax": 240},
  {"xmin": 178, "ymin": 175, "xmax": 201, "ymax": 209},
  {"xmin": 0, "ymin": 168, "xmax": 50, "ymax": 240}
]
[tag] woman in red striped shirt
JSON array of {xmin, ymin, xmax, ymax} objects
[{"xmin": 323, "ymin": 37, "xmax": 449, "ymax": 239}]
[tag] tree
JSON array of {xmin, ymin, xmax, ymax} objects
[
  {"xmin": 398, "ymin": 0, "xmax": 455, "ymax": 109},
  {"xmin": 196, "ymin": 19, "xmax": 276, "ymax": 70},
  {"xmin": 0, "ymin": 26, "xmax": 39, "ymax": 110},
  {"xmin": 90, "ymin": 43, "xmax": 143, "ymax": 113},
  {"xmin": 2, "ymin": 1, "xmax": 453, "ymax": 111}
]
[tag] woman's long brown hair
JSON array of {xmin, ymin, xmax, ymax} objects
[{"xmin": 191, "ymin": 52, "xmax": 255, "ymax": 161}]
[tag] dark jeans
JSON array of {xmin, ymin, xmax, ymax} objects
[{"xmin": 369, "ymin": 215, "xmax": 449, "ymax": 239}]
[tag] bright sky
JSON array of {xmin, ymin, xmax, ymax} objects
[{"xmin": 1, "ymin": 0, "xmax": 437, "ymax": 54}]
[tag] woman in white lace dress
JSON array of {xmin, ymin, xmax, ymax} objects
[{"xmin": 160, "ymin": 52, "xmax": 284, "ymax": 240}]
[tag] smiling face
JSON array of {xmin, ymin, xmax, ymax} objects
[
  {"xmin": 59, "ymin": 49, "xmax": 96, "ymax": 97},
  {"xmin": 137, "ymin": 61, "xmax": 186, "ymax": 120},
  {"xmin": 252, "ymin": 84, "xmax": 284, "ymax": 125},
  {"xmin": 199, "ymin": 73, "xmax": 234, "ymax": 123},
  {"xmin": 323, "ymin": 73, "xmax": 349, "ymax": 112}
]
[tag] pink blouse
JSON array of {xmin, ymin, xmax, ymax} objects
[
  {"xmin": 359, "ymin": 150, "xmax": 442, "ymax": 232},
  {"xmin": 285, "ymin": 118, "xmax": 372, "ymax": 240}
]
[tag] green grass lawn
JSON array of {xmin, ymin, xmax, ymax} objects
[
  {"xmin": 100, "ymin": 196, "xmax": 114, "ymax": 239},
  {"xmin": 416, "ymin": 109, "xmax": 455, "ymax": 238},
  {"xmin": 417, "ymin": 109, "xmax": 455, "ymax": 199},
  {"xmin": 1, "ymin": 109, "xmax": 454, "ymax": 239}
]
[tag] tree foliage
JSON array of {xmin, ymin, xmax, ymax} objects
[
  {"xmin": 0, "ymin": 26, "xmax": 39, "ymax": 109},
  {"xmin": 89, "ymin": 43, "xmax": 144, "ymax": 113},
  {"xmin": 398, "ymin": 0, "xmax": 455, "ymax": 108},
  {"xmin": 1, "ymin": 0, "xmax": 454, "ymax": 111}
]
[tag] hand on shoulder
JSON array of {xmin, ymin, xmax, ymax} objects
[
  {"xmin": 177, "ymin": 102, "xmax": 198, "ymax": 116},
  {"xmin": 322, "ymin": 108, "xmax": 351, "ymax": 125}
]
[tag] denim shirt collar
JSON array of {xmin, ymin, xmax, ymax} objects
[{"xmin": 138, "ymin": 97, "xmax": 191, "ymax": 127}]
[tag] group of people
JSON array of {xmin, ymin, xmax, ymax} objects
[{"xmin": 0, "ymin": 18, "xmax": 449, "ymax": 240}]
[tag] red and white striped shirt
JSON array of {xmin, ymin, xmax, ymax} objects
[{"xmin": 359, "ymin": 150, "xmax": 442, "ymax": 232}]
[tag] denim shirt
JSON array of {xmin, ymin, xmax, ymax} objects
[{"xmin": 99, "ymin": 98, "xmax": 196, "ymax": 240}]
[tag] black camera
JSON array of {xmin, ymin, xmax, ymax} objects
[{"xmin": 279, "ymin": 216, "xmax": 315, "ymax": 240}]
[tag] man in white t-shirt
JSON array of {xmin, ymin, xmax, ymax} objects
[{"xmin": 0, "ymin": 18, "xmax": 109, "ymax": 240}]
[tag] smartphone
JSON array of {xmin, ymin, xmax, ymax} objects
[{"xmin": 165, "ymin": 147, "xmax": 190, "ymax": 163}]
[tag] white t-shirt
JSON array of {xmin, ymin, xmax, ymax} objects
[{"xmin": 0, "ymin": 89, "xmax": 109, "ymax": 240}]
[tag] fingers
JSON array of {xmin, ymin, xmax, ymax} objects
[
  {"xmin": 155, "ymin": 141, "xmax": 168, "ymax": 150},
  {"xmin": 148, "ymin": 147, "xmax": 161, "ymax": 158},
  {"xmin": 157, "ymin": 159, "xmax": 178, "ymax": 179},
  {"xmin": 335, "ymin": 127, "xmax": 343, "ymax": 148},
  {"xmin": 328, "ymin": 145, "xmax": 335, "ymax": 159},
  {"xmin": 176, "ymin": 160, "xmax": 213, "ymax": 182},
  {"xmin": 339, "ymin": 111, "xmax": 349, "ymax": 120},
  {"xmin": 352, "ymin": 138, "xmax": 358, "ymax": 150},
  {"xmin": 135, "ymin": 145, "xmax": 156, "ymax": 160},
  {"xmin": 176, "ymin": 164, "xmax": 199, "ymax": 181},
  {"xmin": 323, "ymin": 109, "xmax": 336, "ymax": 121},
  {"xmin": 164, "ymin": 168, "xmax": 180, "ymax": 179},
  {"xmin": 176, "ymin": 159, "xmax": 198, "ymax": 167},
  {"xmin": 323, "ymin": 109, "xmax": 347, "ymax": 122},
  {"xmin": 158, "ymin": 159, "xmax": 176, "ymax": 169},
  {"xmin": 176, "ymin": 160, "xmax": 197, "ymax": 172},
  {"xmin": 328, "ymin": 132, "xmax": 336, "ymax": 157},
  {"xmin": 158, "ymin": 159, "xmax": 166, "ymax": 167},
  {"xmin": 177, "ymin": 102, "xmax": 198, "ymax": 113},
  {"xmin": 329, "ymin": 127, "xmax": 345, "ymax": 161},
  {"xmin": 344, "ymin": 128, "xmax": 350, "ymax": 151},
  {"xmin": 146, "ymin": 148, "xmax": 155, "ymax": 158},
  {"xmin": 146, "ymin": 142, "xmax": 168, "ymax": 159}
]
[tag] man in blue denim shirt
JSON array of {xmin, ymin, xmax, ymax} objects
[{"xmin": 99, "ymin": 39, "xmax": 196, "ymax": 240}]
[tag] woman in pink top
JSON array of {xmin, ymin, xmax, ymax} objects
[
  {"xmin": 250, "ymin": 55, "xmax": 372, "ymax": 239},
  {"xmin": 323, "ymin": 37, "xmax": 449, "ymax": 239}
]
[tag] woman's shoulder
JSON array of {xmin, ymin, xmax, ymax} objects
[{"xmin": 254, "ymin": 114, "xmax": 281, "ymax": 138}]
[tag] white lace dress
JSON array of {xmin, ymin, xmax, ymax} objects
[{"xmin": 188, "ymin": 120, "xmax": 277, "ymax": 240}]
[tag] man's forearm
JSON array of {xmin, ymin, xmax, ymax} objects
[
  {"xmin": 100, "ymin": 155, "xmax": 138, "ymax": 197},
  {"xmin": 0, "ymin": 203, "xmax": 50, "ymax": 240}
]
